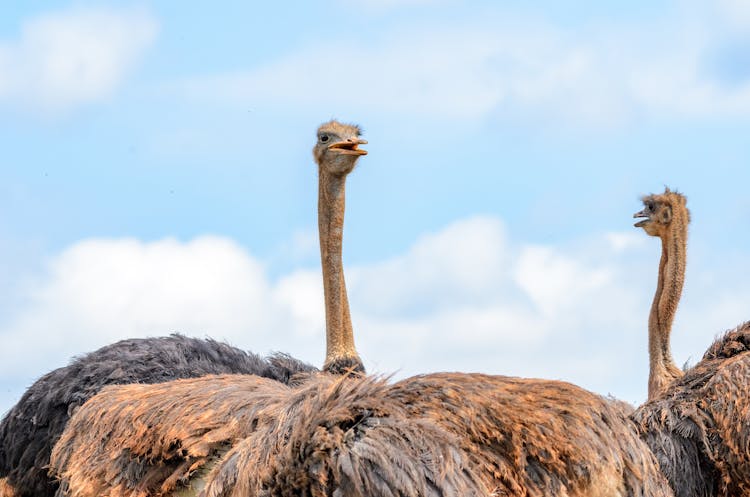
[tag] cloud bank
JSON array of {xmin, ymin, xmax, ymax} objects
[
  {"xmin": 2, "ymin": 216, "xmax": 747, "ymax": 414},
  {"xmin": 0, "ymin": 6, "xmax": 157, "ymax": 113},
  {"xmin": 181, "ymin": 4, "xmax": 750, "ymax": 125}
]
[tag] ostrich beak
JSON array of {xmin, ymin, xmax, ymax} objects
[
  {"xmin": 329, "ymin": 139, "xmax": 368, "ymax": 156},
  {"xmin": 633, "ymin": 209, "xmax": 650, "ymax": 228}
]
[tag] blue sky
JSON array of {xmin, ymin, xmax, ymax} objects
[{"xmin": 1, "ymin": 0, "xmax": 749, "ymax": 412}]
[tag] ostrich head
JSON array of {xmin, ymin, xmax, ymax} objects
[
  {"xmin": 313, "ymin": 121, "xmax": 367, "ymax": 174},
  {"xmin": 633, "ymin": 188, "xmax": 690, "ymax": 237}
]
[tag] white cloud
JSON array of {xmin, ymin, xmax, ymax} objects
[
  {"xmin": 348, "ymin": 217, "xmax": 511, "ymax": 316},
  {"xmin": 605, "ymin": 232, "xmax": 646, "ymax": 253},
  {"xmin": 182, "ymin": 30, "xmax": 505, "ymax": 120},
  {"xmin": 0, "ymin": 7, "xmax": 157, "ymax": 112},
  {"xmin": 179, "ymin": 5, "xmax": 750, "ymax": 125},
  {"xmin": 0, "ymin": 237, "xmax": 309, "ymax": 380},
  {"xmin": 515, "ymin": 245, "xmax": 612, "ymax": 317},
  {"xmin": 1, "ymin": 217, "xmax": 748, "ymax": 415}
]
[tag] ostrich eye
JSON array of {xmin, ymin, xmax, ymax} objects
[
  {"xmin": 320, "ymin": 135, "xmax": 330, "ymax": 143},
  {"xmin": 647, "ymin": 200, "xmax": 655, "ymax": 211}
]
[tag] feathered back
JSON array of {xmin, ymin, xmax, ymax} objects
[
  {"xmin": 387, "ymin": 373, "xmax": 674, "ymax": 497},
  {"xmin": 0, "ymin": 335, "xmax": 316, "ymax": 497},
  {"xmin": 202, "ymin": 375, "xmax": 489, "ymax": 497},
  {"xmin": 50, "ymin": 374, "xmax": 293, "ymax": 497},
  {"xmin": 203, "ymin": 372, "xmax": 674, "ymax": 497},
  {"xmin": 632, "ymin": 322, "xmax": 750, "ymax": 497}
]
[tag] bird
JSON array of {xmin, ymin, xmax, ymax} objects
[
  {"xmin": 633, "ymin": 188, "xmax": 690, "ymax": 400},
  {"xmin": 631, "ymin": 191, "xmax": 750, "ymax": 496},
  {"xmin": 197, "ymin": 372, "xmax": 675, "ymax": 497},
  {"xmin": 0, "ymin": 120, "xmax": 367, "ymax": 497},
  {"xmin": 632, "ymin": 321, "xmax": 750, "ymax": 497},
  {"xmin": 0, "ymin": 337, "xmax": 315, "ymax": 497},
  {"xmin": 48, "ymin": 120, "xmax": 374, "ymax": 497},
  {"xmin": 313, "ymin": 120, "xmax": 367, "ymax": 374}
]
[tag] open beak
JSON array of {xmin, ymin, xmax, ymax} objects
[
  {"xmin": 328, "ymin": 139, "xmax": 368, "ymax": 156},
  {"xmin": 633, "ymin": 209, "xmax": 650, "ymax": 228}
]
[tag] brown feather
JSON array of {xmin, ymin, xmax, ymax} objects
[
  {"xmin": 51, "ymin": 373, "xmax": 676, "ymax": 496},
  {"xmin": 633, "ymin": 322, "xmax": 750, "ymax": 497},
  {"xmin": 50, "ymin": 374, "xmax": 295, "ymax": 497}
]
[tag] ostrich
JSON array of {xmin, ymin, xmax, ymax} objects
[
  {"xmin": 632, "ymin": 188, "xmax": 690, "ymax": 400},
  {"xmin": 0, "ymin": 120, "xmax": 366, "ymax": 497},
  {"xmin": 50, "ymin": 148, "xmax": 674, "ymax": 495},
  {"xmin": 0, "ymin": 339, "xmax": 315, "ymax": 497},
  {"xmin": 632, "ymin": 322, "xmax": 750, "ymax": 497},
  {"xmin": 630, "ymin": 191, "xmax": 750, "ymax": 496},
  {"xmin": 196, "ymin": 373, "xmax": 675, "ymax": 497},
  {"xmin": 47, "ymin": 120, "xmax": 376, "ymax": 495},
  {"xmin": 208, "ymin": 316, "xmax": 750, "ymax": 497},
  {"xmin": 51, "ymin": 371, "xmax": 676, "ymax": 496},
  {"xmin": 313, "ymin": 121, "xmax": 367, "ymax": 374}
]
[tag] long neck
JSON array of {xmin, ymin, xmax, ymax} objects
[
  {"xmin": 647, "ymin": 214, "xmax": 687, "ymax": 400},
  {"xmin": 318, "ymin": 168, "xmax": 363, "ymax": 374}
]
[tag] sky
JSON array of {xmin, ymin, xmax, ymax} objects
[{"xmin": 1, "ymin": 0, "xmax": 749, "ymax": 413}]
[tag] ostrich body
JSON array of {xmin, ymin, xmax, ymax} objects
[
  {"xmin": 202, "ymin": 375, "xmax": 491, "ymax": 497},
  {"xmin": 52, "ymin": 373, "xmax": 673, "ymax": 497},
  {"xmin": 633, "ymin": 188, "xmax": 689, "ymax": 400},
  {"xmin": 51, "ymin": 374, "xmax": 489, "ymax": 497},
  {"xmin": 199, "ymin": 374, "xmax": 674, "ymax": 497},
  {"xmin": 52, "ymin": 372, "xmax": 675, "ymax": 497},
  {"xmin": 388, "ymin": 374, "xmax": 670, "ymax": 497},
  {"xmin": 0, "ymin": 337, "xmax": 315, "ymax": 497},
  {"xmin": 1, "ymin": 120, "xmax": 365, "ymax": 497},
  {"xmin": 632, "ymin": 322, "xmax": 750, "ymax": 497},
  {"xmin": 50, "ymin": 374, "xmax": 294, "ymax": 497}
]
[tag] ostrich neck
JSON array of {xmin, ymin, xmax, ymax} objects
[
  {"xmin": 647, "ymin": 216, "xmax": 687, "ymax": 400},
  {"xmin": 318, "ymin": 168, "xmax": 361, "ymax": 373}
]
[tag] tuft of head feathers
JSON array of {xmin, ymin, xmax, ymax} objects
[
  {"xmin": 318, "ymin": 120, "xmax": 362, "ymax": 138},
  {"xmin": 634, "ymin": 188, "xmax": 691, "ymax": 235}
]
